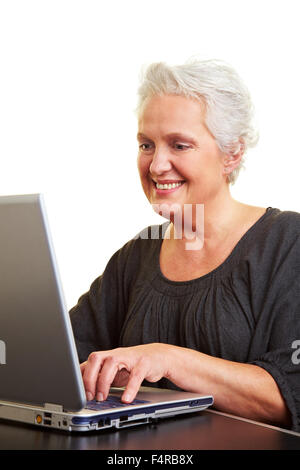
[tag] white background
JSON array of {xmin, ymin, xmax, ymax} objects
[{"xmin": 0, "ymin": 0, "xmax": 299, "ymax": 309}]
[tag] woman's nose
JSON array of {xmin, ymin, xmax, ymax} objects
[{"xmin": 149, "ymin": 147, "xmax": 172, "ymax": 176}]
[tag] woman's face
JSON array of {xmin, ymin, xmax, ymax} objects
[{"xmin": 137, "ymin": 94, "xmax": 229, "ymax": 217}]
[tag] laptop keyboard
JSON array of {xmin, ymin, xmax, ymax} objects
[{"xmin": 85, "ymin": 395, "xmax": 150, "ymax": 411}]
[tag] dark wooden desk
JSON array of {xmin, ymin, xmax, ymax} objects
[{"xmin": 0, "ymin": 409, "xmax": 300, "ymax": 451}]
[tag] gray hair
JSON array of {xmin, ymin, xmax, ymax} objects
[{"xmin": 136, "ymin": 59, "xmax": 259, "ymax": 184}]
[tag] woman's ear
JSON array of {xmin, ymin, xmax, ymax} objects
[{"xmin": 223, "ymin": 140, "xmax": 245, "ymax": 176}]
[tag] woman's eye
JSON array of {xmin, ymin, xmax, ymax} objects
[
  {"xmin": 139, "ymin": 143, "xmax": 152, "ymax": 151},
  {"xmin": 174, "ymin": 143, "xmax": 190, "ymax": 151}
]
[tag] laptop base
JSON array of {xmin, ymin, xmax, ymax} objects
[{"xmin": 0, "ymin": 387, "xmax": 213, "ymax": 432}]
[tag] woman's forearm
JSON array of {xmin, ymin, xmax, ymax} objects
[
  {"xmin": 164, "ymin": 344, "xmax": 291, "ymax": 427},
  {"xmin": 80, "ymin": 342, "xmax": 291, "ymax": 427}
]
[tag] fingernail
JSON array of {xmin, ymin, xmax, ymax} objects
[
  {"xmin": 86, "ymin": 392, "xmax": 93, "ymax": 401},
  {"xmin": 96, "ymin": 392, "xmax": 104, "ymax": 402},
  {"xmin": 122, "ymin": 393, "xmax": 131, "ymax": 403}
]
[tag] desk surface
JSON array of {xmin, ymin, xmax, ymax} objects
[{"xmin": 0, "ymin": 409, "xmax": 300, "ymax": 450}]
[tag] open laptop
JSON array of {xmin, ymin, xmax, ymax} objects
[{"xmin": 0, "ymin": 194, "xmax": 213, "ymax": 432}]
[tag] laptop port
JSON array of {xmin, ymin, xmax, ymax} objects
[
  {"xmin": 44, "ymin": 419, "xmax": 52, "ymax": 425},
  {"xmin": 44, "ymin": 412, "xmax": 52, "ymax": 418},
  {"xmin": 118, "ymin": 417, "xmax": 148, "ymax": 428},
  {"xmin": 119, "ymin": 415, "xmax": 128, "ymax": 422}
]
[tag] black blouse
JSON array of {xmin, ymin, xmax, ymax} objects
[{"xmin": 70, "ymin": 207, "xmax": 300, "ymax": 431}]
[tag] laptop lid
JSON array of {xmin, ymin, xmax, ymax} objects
[{"xmin": 0, "ymin": 194, "xmax": 86, "ymax": 411}]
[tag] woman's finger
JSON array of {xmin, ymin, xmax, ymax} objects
[
  {"xmin": 122, "ymin": 364, "xmax": 146, "ymax": 403},
  {"xmin": 95, "ymin": 356, "xmax": 126, "ymax": 401},
  {"xmin": 80, "ymin": 361, "xmax": 86, "ymax": 375},
  {"xmin": 82, "ymin": 352, "xmax": 104, "ymax": 400}
]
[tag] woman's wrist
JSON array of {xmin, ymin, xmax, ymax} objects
[
  {"xmin": 157, "ymin": 343, "xmax": 205, "ymax": 389},
  {"xmin": 157, "ymin": 343, "xmax": 290, "ymax": 426}
]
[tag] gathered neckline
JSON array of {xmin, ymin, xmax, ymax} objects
[{"xmin": 150, "ymin": 207, "xmax": 278, "ymax": 293}]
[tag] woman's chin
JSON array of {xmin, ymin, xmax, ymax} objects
[{"xmin": 151, "ymin": 200, "xmax": 183, "ymax": 221}]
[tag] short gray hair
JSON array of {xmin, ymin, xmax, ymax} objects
[{"xmin": 136, "ymin": 59, "xmax": 259, "ymax": 184}]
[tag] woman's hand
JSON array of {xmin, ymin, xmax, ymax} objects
[
  {"xmin": 80, "ymin": 342, "xmax": 290, "ymax": 428},
  {"xmin": 80, "ymin": 343, "xmax": 170, "ymax": 403}
]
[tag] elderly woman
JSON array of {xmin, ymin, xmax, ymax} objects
[{"xmin": 70, "ymin": 59, "xmax": 300, "ymax": 431}]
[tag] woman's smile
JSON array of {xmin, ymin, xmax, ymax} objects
[{"xmin": 152, "ymin": 179, "xmax": 186, "ymax": 194}]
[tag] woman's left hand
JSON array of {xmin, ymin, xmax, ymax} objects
[{"xmin": 80, "ymin": 343, "xmax": 171, "ymax": 403}]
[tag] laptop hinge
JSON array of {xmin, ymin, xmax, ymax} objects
[{"xmin": 44, "ymin": 403, "xmax": 64, "ymax": 413}]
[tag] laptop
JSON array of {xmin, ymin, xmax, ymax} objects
[{"xmin": 0, "ymin": 194, "xmax": 213, "ymax": 432}]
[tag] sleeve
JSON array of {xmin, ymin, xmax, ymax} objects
[
  {"xmin": 249, "ymin": 232, "xmax": 300, "ymax": 432},
  {"xmin": 69, "ymin": 240, "xmax": 136, "ymax": 363}
]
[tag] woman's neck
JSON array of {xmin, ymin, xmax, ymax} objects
[
  {"xmin": 163, "ymin": 194, "xmax": 267, "ymax": 260},
  {"xmin": 168, "ymin": 190, "xmax": 241, "ymax": 243}
]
